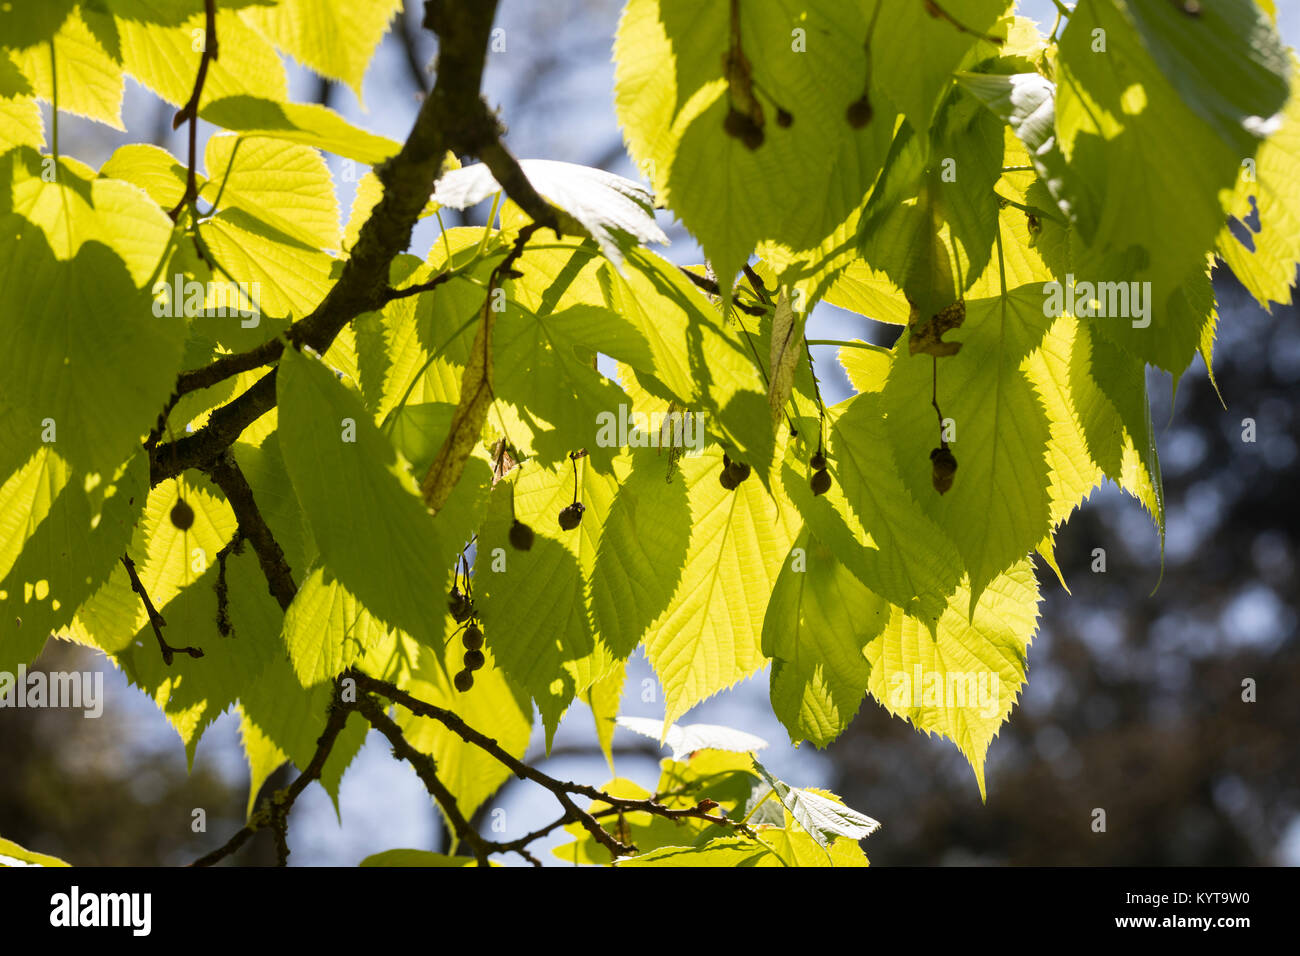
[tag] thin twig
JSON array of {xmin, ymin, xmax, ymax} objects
[
  {"xmin": 356, "ymin": 694, "xmax": 494, "ymax": 867},
  {"xmin": 678, "ymin": 267, "xmax": 767, "ymax": 316},
  {"xmin": 169, "ymin": 0, "xmax": 218, "ymax": 222},
  {"xmin": 922, "ymin": 0, "xmax": 1004, "ymax": 44},
  {"xmin": 349, "ymin": 672, "xmax": 754, "ymax": 857},
  {"xmin": 120, "ymin": 554, "xmax": 203, "ymax": 665},
  {"xmin": 213, "ymin": 530, "xmax": 244, "ymax": 638},
  {"xmin": 742, "ymin": 263, "xmax": 770, "ymax": 305},
  {"xmin": 394, "ymin": 3, "xmax": 432, "ymax": 96}
]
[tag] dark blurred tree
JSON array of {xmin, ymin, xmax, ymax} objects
[{"xmin": 0, "ymin": 641, "xmax": 283, "ymax": 865}]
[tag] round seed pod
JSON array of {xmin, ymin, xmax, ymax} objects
[
  {"xmin": 930, "ymin": 446, "xmax": 958, "ymax": 494},
  {"xmin": 462, "ymin": 625, "xmax": 484, "ymax": 651},
  {"xmin": 558, "ymin": 502, "xmax": 586, "ymax": 531},
  {"xmin": 846, "ymin": 94, "xmax": 873, "ymax": 128}
]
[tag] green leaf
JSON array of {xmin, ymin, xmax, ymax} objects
[
  {"xmin": 870, "ymin": 0, "xmax": 1008, "ymax": 136},
  {"xmin": 614, "ymin": 0, "xmax": 893, "ymax": 283},
  {"xmin": 360, "ymin": 849, "xmax": 490, "ymax": 867},
  {"xmin": 1072, "ymin": 322, "xmax": 1165, "ymax": 539},
  {"xmin": 643, "ymin": 446, "xmax": 800, "ymax": 727},
  {"xmin": 586, "ymin": 661, "xmax": 626, "ymax": 772},
  {"xmin": 0, "ymin": 162, "xmax": 184, "ymax": 472},
  {"xmin": 956, "ymin": 70, "xmax": 1083, "ymax": 229},
  {"xmin": 240, "ymin": 0, "xmax": 403, "ymax": 100},
  {"xmin": 751, "ymin": 759, "xmax": 881, "ymax": 848},
  {"xmin": 811, "ymin": 399, "xmax": 963, "ymax": 623},
  {"xmin": 822, "ymin": 261, "xmax": 910, "ymax": 325},
  {"xmin": 615, "ymin": 837, "xmax": 773, "ymax": 867},
  {"xmin": 1053, "ymin": 0, "xmax": 1256, "ymax": 368},
  {"xmin": 762, "ymin": 531, "xmax": 890, "ymax": 748},
  {"xmin": 0, "ymin": 447, "xmax": 68, "ymax": 585},
  {"xmin": 600, "ymin": 250, "xmax": 775, "ymax": 475},
  {"xmin": 1217, "ymin": 55, "xmax": 1300, "ymax": 311},
  {"xmin": 1121, "ymin": 0, "xmax": 1288, "ymax": 158},
  {"xmin": 835, "ymin": 339, "xmax": 893, "ymax": 393},
  {"xmin": 199, "ymin": 209, "xmax": 335, "ymax": 321},
  {"xmin": 204, "ymin": 134, "xmax": 341, "ymax": 251},
  {"xmin": 475, "ymin": 458, "xmax": 617, "ymax": 746},
  {"xmin": 552, "ymin": 777, "xmax": 709, "ymax": 864},
  {"xmin": 491, "ymin": 302, "xmax": 635, "ymax": 473},
  {"xmin": 0, "ymin": 451, "xmax": 147, "ymax": 671},
  {"xmin": 238, "ymin": 707, "xmax": 287, "ymax": 821},
  {"xmin": 131, "ymin": 471, "xmax": 236, "ymax": 615},
  {"xmin": 0, "ymin": 1, "xmax": 75, "ymax": 51},
  {"xmin": 115, "ymin": 545, "xmax": 281, "ymax": 768},
  {"xmin": 760, "ymin": 818, "xmax": 872, "ymax": 867},
  {"xmin": 397, "ymin": 640, "xmax": 533, "ymax": 829},
  {"xmin": 239, "ymin": 656, "xmax": 369, "ymax": 814},
  {"xmin": 881, "ymin": 284, "xmax": 1053, "ymax": 612},
  {"xmin": 283, "ymin": 567, "xmax": 393, "ymax": 687},
  {"xmin": 200, "ymin": 97, "xmax": 401, "ymax": 165},
  {"xmin": 864, "ymin": 559, "xmax": 1041, "ymax": 798},
  {"xmin": 654, "ymin": 749, "xmax": 765, "ymax": 817},
  {"xmin": 100, "ymin": 142, "xmax": 190, "ymax": 211},
  {"xmin": 1022, "ymin": 314, "xmax": 1106, "ymax": 536},
  {"xmin": 230, "ymin": 434, "xmax": 317, "ymax": 583},
  {"xmin": 5, "ymin": 148, "xmax": 175, "ymax": 287},
  {"xmin": 12, "ymin": 7, "xmax": 123, "ymax": 129},
  {"xmin": 0, "ymin": 835, "xmax": 70, "ymax": 867},
  {"xmin": 277, "ymin": 346, "xmax": 451, "ymax": 648},
  {"xmin": 0, "ymin": 95, "xmax": 43, "ymax": 152},
  {"xmin": 766, "ymin": 291, "xmax": 806, "ymax": 426},
  {"xmin": 114, "ymin": 5, "xmax": 288, "ymax": 110},
  {"xmin": 590, "ymin": 447, "xmax": 692, "ymax": 659},
  {"xmin": 859, "ymin": 84, "xmax": 1005, "ymax": 318}
]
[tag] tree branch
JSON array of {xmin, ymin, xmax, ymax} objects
[
  {"xmin": 349, "ymin": 670, "xmax": 630, "ymax": 856},
  {"xmin": 348, "ymin": 671, "xmax": 754, "ymax": 858},
  {"xmin": 150, "ymin": 0, "xmax": 530, "ymax": 485},
  {"xmin": 204, "ymin": 451, "xmax": 298, "ymax": 611},
  {"xmin": 191, "ymin": 683, "xmax": 353, "ymax": 866},
  {"xmin": 356, "ymin": 694, "xmax": 493, "ymax": 867}
]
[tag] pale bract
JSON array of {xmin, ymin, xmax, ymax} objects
[
  {"xmin": 430, "ymin": 158, "xmax": 668, "ymax": 267},
  {"xmin": 615, "ymin": 715, "xmax": 769, "ymax": 762}
]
